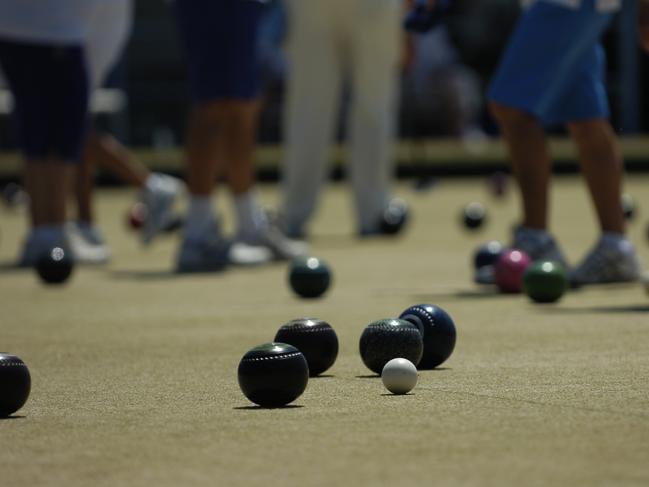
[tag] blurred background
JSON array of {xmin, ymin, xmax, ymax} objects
[{"xmin": 0, "ymin": 0, "xmax": 648, "ymax": 178}]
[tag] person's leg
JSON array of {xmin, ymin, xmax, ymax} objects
[
  {"xmin": 348, "ymin": 0, "xmax": 401, "ymax": 234},
  {"xmin": 77, "ymin": 128, "xmax": 148, "ymax": 224},
  {"xmin": 0, "ymin": 39, "xmax": 89, "ymax": 266},
  {"xmin": 568, "ymin": 118, "xmax": 624, "ymax": 234},
  {"xmin": 76, "ymin": 137, "xmax": 99, "ymax": 225},
  {"xmin": 78, "ymin": 0, "xmax": 180, "ymax": 252},
  {"xmin": 568, "ymin": 119, "xmax": 640, "ymax": 283},
  {"xmin": 78, "ymin": 0, "xmax": 136, "ymax": 226},
  {"xmin": 566, "ymin": 117, "xmax": 639, "ymax": 284},
  {"xmin": 173, "ymin": 0, "xmax": 272, "ymax": 271},
  {"xmin": 220, "ymin": 100, "xmax": 259, "ymax": 195},
  {"xmin": 75, "ymin": 126, "xmax": 183, "ymax": 250},
  {"xmin": 218, "ymin": 99, "xmax": 268, "ymax": 241},
  {"xmin": 489, "ymin": 103, "xmax": 551, "ymax": 231},
  {"xmin": 486, "ymin": 1, "xmax": 618, "ymax": 266},
  {"xmin": 25, "ymin": 161, "xmax": 74, "ymax": 227},
  {"xmin": 280, "ymin": 0, "xmax": 342, "ymax": 237}
]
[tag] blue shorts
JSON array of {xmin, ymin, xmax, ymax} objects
[
  {"xmin": 173, "ymin": 0, "xmax": 264, "ymax": 102},
  {"xmin": 0, "ymin": 38, "xmax": 89, "ymax": 161},
  {"xmin": 487, "ymin": 0, "xmax": 614, "ymax": 126}
]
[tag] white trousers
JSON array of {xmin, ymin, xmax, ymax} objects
[{"xmin": 281, "ymin": 0, "xmax": 401, "ymax": 233}]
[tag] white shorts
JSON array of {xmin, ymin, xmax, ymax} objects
[{"xmin": 86, "ymin": 0, "xmax": 132, "ymax": 88}]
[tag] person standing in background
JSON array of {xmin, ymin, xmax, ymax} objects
[
  {"xmin": 487, "ymin": 0, "xmax": 641, "ymax": 285},
  {"xmin": 280, "ymin": 0, "xmax": 405, "ymax": 238},
  {"xmin": 172, "ymin": 0, "xmax": 307, "ymax": 273},
  {"xmin": 70, "ymin": 0, "xmax": 184, "ymax": 265},
  {"xmin": 0, "ymin": 0, "xmax": 100, "ymax": 266}
]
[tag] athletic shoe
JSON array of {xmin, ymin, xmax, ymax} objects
[
  {"xmin": 66, "ymin": 222, "xmax": 111, "ymax": 265},
  {"xmin": 238, "ymin": 213, "xmax": 309, "ymax": 261},
  {"xmin": 141, "ymin": 173, "xmax": 184, "ymax": 245},
  {"xmin": 511, "ymin": 226, "xmax": 569, "ymax": 268},
  {"xmin": 474, "ymin": 226, "xmax": 568, "ymax": 285},
  {"xmin": 359, "ymin": 198, "xmax": 410, "ymax": 237},
  {"xmin": 277, "ymin": 215, "xmax": 307, "ymax": 241},
  {"xmin": 570, "ymin": 236, "xmax": 641, "ymax": 286},
  {"xmin": 474, "ymin": 265, "xmax": 495, "ymax": 285},
  {"xmin": 176, "ymin": 238, "xmax": 272, "ymax": 273}
]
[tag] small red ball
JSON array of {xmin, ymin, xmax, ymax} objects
[{"xmin": 127, "ymin": 202, "xmax": 148, "ymax": 230}]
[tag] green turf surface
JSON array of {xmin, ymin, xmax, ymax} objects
[{"xmin": 1, "ymin": 177, "xmax": 649, "ymax": 486}]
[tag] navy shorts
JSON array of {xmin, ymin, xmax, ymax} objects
[
  {"xmin": 488, "ymin": 0, "xmax": 613, "ymax": 126},
  {"xmin": 173, "ymin": 0, "xmax": 264, "ymax": 102},
  {"xmin": 0, "ymin": 38, "xmax": 89, "ymax": 162}
]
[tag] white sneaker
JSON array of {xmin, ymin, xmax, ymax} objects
[
  {"xmin": 512, "ymin": 226, "xmax": 569, "ymax": 268},
  {"xmin": 570, "ymin": 236, "xmax": 641, "ymax": 286},
  {"xmin": 176, "ymin": 238, "xmax": 272, "ymax": 273},
  {"xmin": 141, "ymin": 173, "xmax": 184, "ymax": 245},
  {"xmin": 66, "ymin": 222, "xmax": 111, "ymax": 265},
  {"xmin": 237, "ymin": 212, "xmax": 309, "ymax": 261},
  {"xmin": 176, "ymin": 217, "xmax": 271, "ymax": 273}
]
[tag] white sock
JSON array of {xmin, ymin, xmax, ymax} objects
[
  {"xmin": 232, "ymin": 190, "xmax": 267, "ymax": 241},
  {"xmin": 144, "ymin": 173, "xmax": 160, "ymax": 192},
  {"xmin": 183, "ymin": 196, "xmax": 217, "ymax": 241}
]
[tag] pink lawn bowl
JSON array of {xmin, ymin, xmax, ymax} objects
[{"xmin": 494, "ymin": 249, "xmax": 532, "ymax": 294}]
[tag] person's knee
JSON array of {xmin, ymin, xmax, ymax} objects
[
  {"xmin": 566, "ymin": 118, "xmax": 607, "ymax": 140},
  {"xmin": 489, "ymin": 101, "xmax": 536, "ymax": 129}
]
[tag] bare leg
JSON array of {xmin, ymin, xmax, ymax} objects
[
  {"xmin": 24, "ymin": 159, "xmax": 74, "ymax": 227},
  {"xmin": 77, "ymin": 128, "xmax": 150, "ymax": 223},
  {"xmin": 221, "ymin": 100, "xmax": 259, "ymax": 195},
  {"xmin": 87, "ymin": 130, "xmax": 148, "ymax": 187},
  {"xmin": 567, "ymin": 118, "xmax": 625, "ymax": 234},
  {"xmin": 77, "ymin": 139, "xmax": 97, "ymax": 224},
  {"xmin": 490, "ymin": 102, "xmax": 551, "ymax": 230},
  {"xmin": 184, "ymin": 101, "xmax": 232, "ymax": 196}
]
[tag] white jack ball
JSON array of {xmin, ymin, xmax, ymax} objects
[{"xmin": 381, "ymin": 358, "xmax": 418, "ymax": 395}]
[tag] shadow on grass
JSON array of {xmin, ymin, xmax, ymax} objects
[
  {"xmin": 110, "ymin": 269, "xmax": 184, "ymax": 281},
  {"xmin": 111, "ymin": 260, "xmax": 287, "ymax": 281},
  {"xmin": 356, "ymin": 367, "xmax": 451, "ymax": 379},
  {"xmin": 309, "ymin": 234, "xmax": 356, "ymax": 248},
  {"xmin": 539, "ymin": 304, "xmax": 649, "ymax": 314},
  {"xmin": 233, "ymin": 404, "xmax": 304, "ymax": 411},
  {"xmin": 0, "ymin": 261, "xmax": 25, "ymax": 274},
  {"xmin": 409, "ymin": 288, "xmax": 510, "ymax": 301}
]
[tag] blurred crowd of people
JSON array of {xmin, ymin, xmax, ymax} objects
[{"xmin": 0, "ymin": 0, "xmax": 647, "ymax": 285}]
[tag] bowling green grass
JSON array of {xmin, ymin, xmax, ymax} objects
[{"xmin": 1, "ymin": 176, "xmax": 648, "ymax": 487}]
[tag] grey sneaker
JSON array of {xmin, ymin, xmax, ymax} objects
[
  {"xmin": 238, "ymin": 214, "xmax": 309, "ymax": 261},
  {"xmin": 475, "ymin": 226, "xmax": 569, "ymax": 285},
  {"xmin": 67, "ymin": 222, "xmax": 111, "ymax": 265},
  {"xmin": 141, "ymin": 173, "xmax": 184, "ymax": 245},
  {"xmin": 176, "ymin": 238, "xmax": 272, "ymax": 273},
  {"xmin": 511, "ymin": 226, "xmax": 569, "ymax": 268},
  {"xmin": 570, "ymin": 237, "xmax": 641, "ymax": 286}
]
